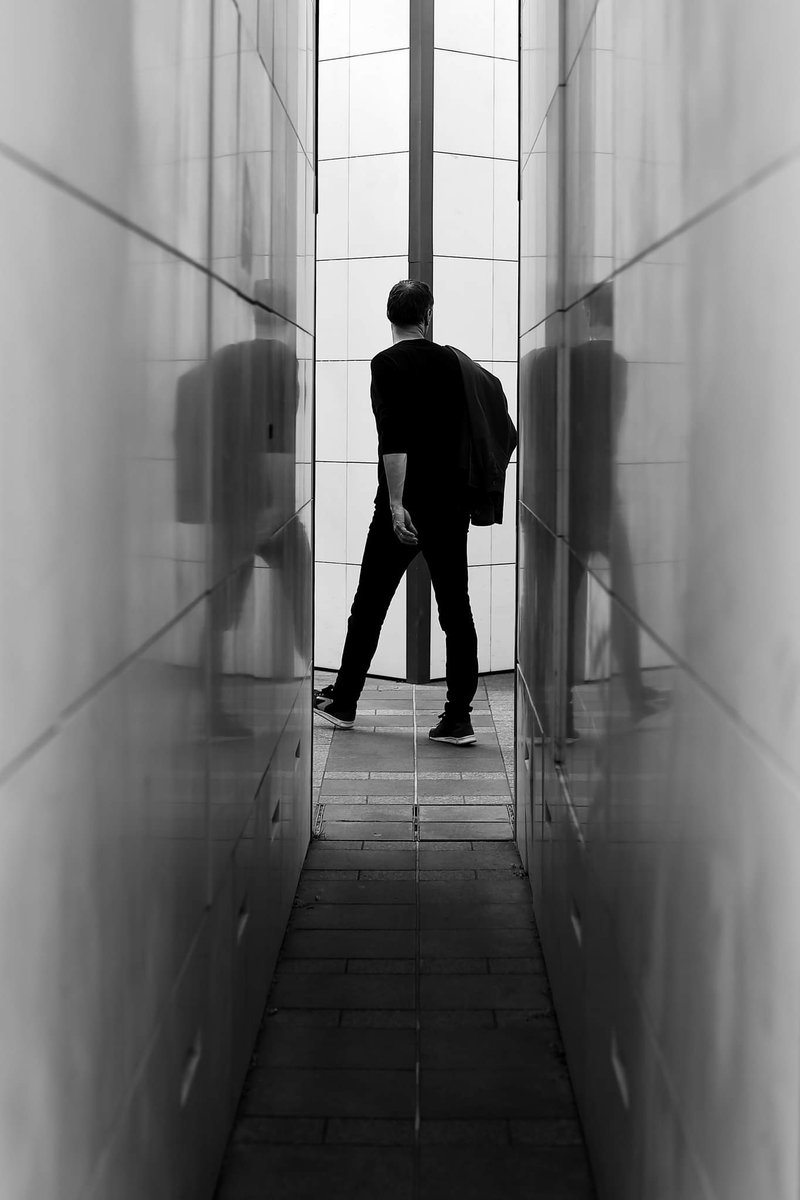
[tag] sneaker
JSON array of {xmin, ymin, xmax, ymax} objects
[
  {"xmin": 313, "ymin": 685, "xmax": 356, "ymax": 729},
  {"xmin": 428, "ymin": 712, "xmax": 476, "ymax": 745}
]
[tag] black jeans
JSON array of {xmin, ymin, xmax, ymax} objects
[{"xmin": 332, "ymin": 501, "xmax": 478, "ymax": 718}]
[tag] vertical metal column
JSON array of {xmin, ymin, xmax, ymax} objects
[
  {"xmin": 553, "ymin": 0, "xmax": 571, "ymax": 756},
  {"xmin": 406, "ymin": 0, "xmax": 435, "ymax": 683}
]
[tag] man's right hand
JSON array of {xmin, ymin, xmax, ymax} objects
[{"xmin": 390, "ymin": 503, "xmax": 418, "ymax": 546}]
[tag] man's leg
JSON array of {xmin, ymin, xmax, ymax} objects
[
  {"xmin": 330, "ymin": 506, "xmax": 418, "ymax": 710},
  {"xmin": 420, "ymin": 508, "xmax": 478, "ymax": 720}
]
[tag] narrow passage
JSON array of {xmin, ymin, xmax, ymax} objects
[{"xmin": 215, "ymin": 674, "xmax": 595, "ymax": 1199}]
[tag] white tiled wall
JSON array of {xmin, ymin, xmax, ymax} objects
[
  {"xmin": 430, "ymin": 0, "xmax": 519, "ymax": 677},
  {"xmin": 316, "ymin": 0, "xmax": 518, "ymax": 681},
  {"xmin": 0, "ymin": 3, "xmax": 315, "ymax": 1197},
  {"xmin": 315, "ymin": 1, "xmax": 411, "ymax": 677}
]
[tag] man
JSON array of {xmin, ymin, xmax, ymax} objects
[
  {"xmin": 314, "ymin": 279, "xmax": 509, "ymax": 745},
  {"xmin": 567, "ymin": 281, "xmax": 669, "ymax": 734},
  {"xmin": 175, "ymin": 280, "xmax": 310, "ymax": 737}
]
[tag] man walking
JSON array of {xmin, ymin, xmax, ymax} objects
[{"xmin": 314, "ymin": 279, "xmax": 514, "ymax": 745}]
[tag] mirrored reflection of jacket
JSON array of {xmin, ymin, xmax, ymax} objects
[{"xmin": 447, "ymin": 346, "xmax": 517, "ymax": 526}]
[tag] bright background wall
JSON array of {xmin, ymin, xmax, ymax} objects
[
  {"xmin": 315, "ymin": 0, "xmax": 519, "ymax": 679},
  {"xmin": 315, "ymin": 0, "xmax": 411, "ymax": 678},
  {"xmin": 0, "ymin": 2, "xmax": 315, "ymax": 1197},
  {"xmin": 516, "ymin": 2, "xmax": 800, "ymax": 1198},
  {"xmin": 430, "ymin": 0, "xmax": 519, "ymax": 675}
]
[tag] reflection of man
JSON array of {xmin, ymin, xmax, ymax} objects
[
  {"xmin": 568, "ymin": 282, "xmax": 667, "ymax": 734},
  {"xmin": 175, "ymin": 281, "xmax": 309, "ymax": 737},
  {"xmin": 313, "ymin": 280, "xmax": 515, "ymax": 745}
]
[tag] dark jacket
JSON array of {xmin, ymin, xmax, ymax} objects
[{"xmin": 447, "ymin": 347, "xmax": 517, "ymax": 525}]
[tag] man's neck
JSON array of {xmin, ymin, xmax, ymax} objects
[{"xmin": 392, "ymin": 324, "xmax": 427, "ymax": 344}]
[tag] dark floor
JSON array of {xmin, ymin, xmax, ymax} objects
[{"xmin": 214, "ymin": 674, "xmax": 595, "ymax": 1199}]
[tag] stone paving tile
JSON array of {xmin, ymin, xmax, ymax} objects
[
  {"xmin": 419, "ymin": 1075, "xmax": 575, "ymax": 1118},
  {"xmin": 317, "ymin": 797, "xmax": 361, "ymax": 807},
  {"xmin": 304, "ymin": 846, "xmax": 415, "ymax": 871},
  {"xmin": 302, "ymin": 869, "xmax": 360, "ymax": 880},
  {"xmin": 419, "ymin": 879, "xmax": 531, "ymax": 905},
  {"xmin": 297, "ymin": 879, "xmax": 416, "ymax": 905},
  {"xmin": 418, "ymin": 805, "xmax": 510, "ymax": 823},
  {"xmin": 419, "ymin": 1119, "xmax": 510, "ymax": 1146},
  {"xmin": 280, "ymin": 931, "xmax": 416, "ymax": 960},
  {"xmin": 264, "ymin": 1009, "xmax": 341, "ymax": 1028},
  {"xmin": 490, "ymin": 957, "xmax": 546, "ymax": 974},
  {"xmin": 341, "ymin": 1010, "xmax": 417, "ymax": 1029},
  {"xmin": 420, "ymin": 1028, "xmax": 562, "ymax": 1072},
  {"xmin": 420, "ymin": 822, "xmax": 511, "ymax": 840},
  {"xmin": 289, "ymin": 905, "xmax": 416, "ymax": 931},
  {"xmin": 325, "ymin": 1118, "xmax": 414, "ymax": 1146},
  {"xmin": 346, "ymin": 959, "xmax": 415, "ymax": 975},
  {"xmin": 216, "ymin": 1145, "xmax": 415, "ymax": 1200},
  {"xmin": 232, "ymin": 1117, "xmax": 325, "ymax": 1145},
  {"xmin": 509, "ymin": 1118, "xmax": 587, "ymax": 1147},
  {"xmin": 419, "ymin": 975, "xmax": 550, "ymax": 1011},
  {"xmin": 420, "ymin": 929, "xmax": 539, "ymax": 958},
  {"xmin": 420, "ymin": 902, "xmax": 535, "ymax": 930},
  {"xmin": 243, "ymin": 1068, "xmax": 415, "ymax": 1119},
  {"xmin": 278, "ymin": 958, "xmax": 347, "ymax": 974},
  {"xmin": 420, "ymin": 957, "xmax": 488, "ymax": 974},
  {"xmin": 418, "ymin": 1010, "xmax": 496, "ymax": 1030},
  {"xmin": 320, "ymin": 804, "xmax": 415, "ymax": 821},
  {"xmin": 272, "ymin": 974, "xmax": 415, "ymax": 1011},
  {"xmin": 321, "ymin": 778, "xmax": 415, "ymax": 795},
  {"xmin": 418, "ymin": 868, "xmax": 477, "ymax": 880},
  {"xmin": 358, "ymin": 841, "xmax": 420, "ymax": 853},
  {"xmin": 358, "ymin": 869, "xmax": 415, "ymax": 881},
  {"xmin": 323, "ymin": 822, "xmax": 414, "ymax": 841},
  {"xmin": 255, "ymin": 1026, "xmax": 415, "ymax": 1070},
  {"xmin": 419, "ymin": 1146, "xmax": 595, "ymax": 1200},
  {"xmin": 419, "ymin": 843, "xmax": 519, "ymax": 867},
  {"xmin": 418, "ymin": 779, "xmax": 511, "ymax": 796}
]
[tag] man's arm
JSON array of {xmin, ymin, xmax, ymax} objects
[{"xmin": 383, "ymin": 452, "xmax": 418, "ymax": 546}]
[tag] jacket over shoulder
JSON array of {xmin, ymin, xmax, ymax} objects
[{"xmin": 447, "ymin": 346, "xmax": 517, "ymax": 525}]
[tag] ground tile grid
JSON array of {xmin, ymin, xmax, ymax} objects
[{"xmin": 214, "ymin": 675, "xmax": 595, "ymax": 1200}]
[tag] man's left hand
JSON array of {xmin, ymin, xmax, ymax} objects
[{"xmin": 390, "ymin": 504, "xmax": 418, "ymax": 546}]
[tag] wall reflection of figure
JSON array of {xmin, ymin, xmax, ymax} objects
[
  {"xmin": 175, "ymin": 281, "xmax": 310, "ymax": 738},
  {"xmin": 568, "ymin": 282, "xmax": 668, "ymax": 738}
]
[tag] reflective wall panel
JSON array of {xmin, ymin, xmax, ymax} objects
[
  {"xmin": 518, "ymin": 1, "xmax": 800, "ymax": 1197},
  {"xmin": 0, "ymin": 2, "xmax": 316, "ymax": 1197}
]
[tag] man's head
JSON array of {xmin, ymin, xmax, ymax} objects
[
  {"xmin": 584, "ymin": 281, "xmax": 613, "ymax": 331},
  {"xmin": 386, "ymin": 279, "xmax": 433, "ymax": 330}
]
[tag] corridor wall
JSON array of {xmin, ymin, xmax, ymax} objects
[
  {"xmin": 0, "ymin": 3, "xmax": 315, "ymax": 1197},
  {"xmin": 315, "ymin": 0, "xmax": 519, "ymax": 679},
  {"xmin": 517, "ymin": 2, "xmax": 800, "ymax": 1198}
]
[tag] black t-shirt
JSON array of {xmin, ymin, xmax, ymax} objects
[{"xmin": 370, "ymin": 338, "xmax": 468, "ymax": 510}]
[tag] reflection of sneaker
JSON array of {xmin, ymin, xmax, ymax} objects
[
  {"xmin": 428, "ymin": 712, "xmax": 477, "ymax": 745},
  {"xmin": 210, "ymin": 712, "xmax": 252, "ymax": 739},
  {"xmin": 313, "ymin": 685, "xmax": 355, "ymax": 729},
  {"xmin": 633, "ymin": 686, "xmax": 671, "ymax": 721}
]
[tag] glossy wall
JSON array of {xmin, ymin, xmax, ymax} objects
[
  {"xmin": 517, "ymin": 1, "xmax": 800, "ymax": 1197},
  {"xmin": 0, "ymin": 2, "xmax": 315, "ymax": 1197}
]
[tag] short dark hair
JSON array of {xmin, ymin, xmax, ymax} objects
[
  {"xmin": 584, "ymin": 281, "xmax": 613, "ymax": 327},
  {"xmin": 386, "ymin": 279, "xmax": 433, "ymax": 327}
]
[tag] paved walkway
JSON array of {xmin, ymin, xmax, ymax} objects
[{"xmin": 215, "ymin": 674, "xmax": 595, "ymax": 1200}]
